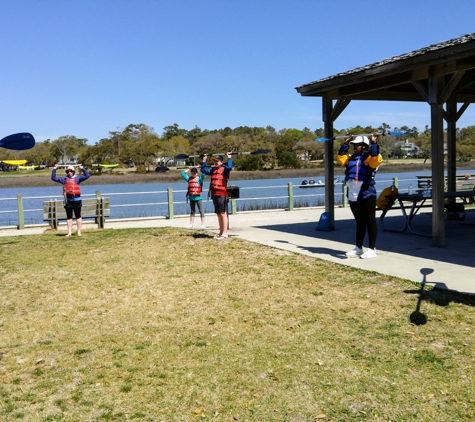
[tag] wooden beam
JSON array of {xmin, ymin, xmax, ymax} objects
[
  {"xmin": 456, "ymin": 102, "xmax": 470, "ymax": 121},
  {"xmin": 330, "ymin": 98, "xmax": 351, "ymax": 121},
  {"xmin": 411, "ymin": 80, "xmax": 429, "ymax": 102},
  {"xmin": 438, "ymin": 71, "xmax": 465, "ymax": 103}
]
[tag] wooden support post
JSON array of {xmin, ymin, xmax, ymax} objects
[
  {"xmin": 446, "ymin": 98, "xmax": 457, "ymax": 193},
  {"xmin": 429, "ymin": 67, "xmax": 445, "ymax": 247}
]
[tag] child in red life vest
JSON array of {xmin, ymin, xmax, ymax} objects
[
  {"xmin": 181, "ymin": 166, "xmax": 207, "ymax": 229},
  {"xmin": 51, "ymin": 164, "xmax": 90, "ymax": 237},
  {"xmin": 200, "ymin": 152, "xmax": 233, "ymax": 239}
]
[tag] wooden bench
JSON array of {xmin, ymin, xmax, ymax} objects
[{"xmin": 43, "ymin": 197, "xmax": 110, "ymax": 229}]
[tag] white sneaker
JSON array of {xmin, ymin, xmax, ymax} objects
[
  {"xmin": 345, "ymin": 247, "xmax": 363, "ymax": 257},
  {"xmin": 187, "ymin": 225, "xmax": 193, "ymax": 229},
  {"xmin": 200, "ymin": 226, "xmax": 207, "ymax": 230},
  {"xmin": 360, "ymin": 248, "xmax": 377, "ymax": 259}
]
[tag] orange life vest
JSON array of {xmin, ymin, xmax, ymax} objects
[
  {"xmin": 210, "ymin": 166, "xmax": 228, "ymax": 196},
  {"xmin": 187, "ymin": 176, "xmax": 202, "ymax": 196},
  {"xmin": 63, "ymin": 177, "xmax": 81, "ymax": 197}
]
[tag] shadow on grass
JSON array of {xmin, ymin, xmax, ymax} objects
[{"xmin": 404, "ymin": 268, "xmax": 475, "ymax": 326}]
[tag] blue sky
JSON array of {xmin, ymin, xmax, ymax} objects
[{"xmin": 1, "ymin": 0, "xmax": 474, "ymax": 145}]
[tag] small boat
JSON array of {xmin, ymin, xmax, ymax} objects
[
  {"xmin": 299, "ymin": 177, "xmax": 340, "ymax": 188},
  {"xmin": 99, "ymin": 164, "xmax": 119, "ymax": 168}
]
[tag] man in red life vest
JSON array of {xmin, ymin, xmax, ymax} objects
[
  {"xmin": 51, "ymin": 164, "xmax": 90, "ymax": 237},
  {"xmin": 200, "ymin": 152, "xmax": 233, "ymax": 239}
]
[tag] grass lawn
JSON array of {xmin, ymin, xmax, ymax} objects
[{"xmin": 1, "ymin": 228, "xmax": 474, "ymax": 421}]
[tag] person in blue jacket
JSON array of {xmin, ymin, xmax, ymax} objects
[
  {"xmin": 51, "ymin": 164, "xmax": 90, "ymax": 237},
  {"xmin": 337, "ymin": 134, "xmax": 382, "ymax": 259},
  {"xmin": 181, "ymin": 166, "xmax": 207, "ymax": 229}
]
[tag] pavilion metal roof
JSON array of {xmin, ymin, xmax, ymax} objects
[{"xmin": 295, "ymin": 32, "xmax": 475, "ymax": 103}]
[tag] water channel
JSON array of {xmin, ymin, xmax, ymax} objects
[{"xmin": 1, "ymin": 168, "xmax": 474, "ymax": 228}]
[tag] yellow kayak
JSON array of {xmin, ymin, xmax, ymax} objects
[
  {"xmin": 2, "ymin": 159, "xmax": 28, "ymax": 165},
  {"xmin": 99, "ymin": 164, "xmax": 119, "ymax": 168}
]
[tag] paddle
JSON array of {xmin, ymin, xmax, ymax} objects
[
  {"xmin": 174, "ymin": 149, "xmax": 272, "ymax": 161},
  {"xmin": 0, "ymin": 133, "xmax": 36, "ymax": 150},
  {"xmin": 315, "ymin": 129, "xmax": 413, "ymax": 142}
]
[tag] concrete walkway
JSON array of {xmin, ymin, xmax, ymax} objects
[{"xmin": 2, "ymin": 206, "xmax": 474, "ymax": 295}]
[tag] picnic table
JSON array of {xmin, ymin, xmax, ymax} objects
[{"xmin": 380, "ymin": 190, "xmax": 475, "ymax": 237}]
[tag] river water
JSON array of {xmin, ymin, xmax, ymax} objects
[{"xmin": 1, "ymin": 168, "xmax": 474, "ymax": 227}]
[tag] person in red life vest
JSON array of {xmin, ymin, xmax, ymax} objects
[
  {"xmin": 200, "ymin": 152, "xmax": 233, "ymax": 239},
  {"xmin": 51, "ymin": 164, "xmax": 90, "ymax": 237},
  {"xmin": 337, "ymin": 134, "xmax": 382, "ymax": 259},
  {"xmin": 180, "ymin": 166, "xmax": 207, "ymax": 229}
]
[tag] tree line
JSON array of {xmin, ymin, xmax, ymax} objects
[{"xmin": 3, "ymin": 122, "xmax": 475, "ymax": 171}]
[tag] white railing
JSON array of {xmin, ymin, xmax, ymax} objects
[{"xmin": 1, "ymin": 177, "xmax": 413, "ymax": 230}]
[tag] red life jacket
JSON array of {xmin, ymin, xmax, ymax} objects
[
  {"xmin": 63, "ymin": 177, "xmax": 81, "ymax": 197},
  {"xmin": 210, "ymin": 166, "xmax": 228, "ymax": 196},
  {"xmin": 187, "ymin": 176, "xmax": 202, "ymax": 196}
]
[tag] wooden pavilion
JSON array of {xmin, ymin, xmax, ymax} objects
[{"xmin": 295, "ymin": 33, "xmax": 475, "ymax": 247}]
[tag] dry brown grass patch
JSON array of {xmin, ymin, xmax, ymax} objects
[{"xmin": 1, "ymin": 228, "xmax": 474, "ymax": 421}]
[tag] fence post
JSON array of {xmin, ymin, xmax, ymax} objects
[
  {"xmin": 167, "ymin": 187, "xmax": 174, "ymax": 219},
  {"xmin": 287, "ymin": 182, "xmax": 294, "ymax": 211},
  {"xmin": 342, "ymin": 181, "xmax": 348, "ymax": 208},
  {"xmin": 231, "ymin": 198, "xmax": 237, "ymax": 215},
  {"xmin": 17, "ymin": 194, "xmax": 24, "ymax": 230}
]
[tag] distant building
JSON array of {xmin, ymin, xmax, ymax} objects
[{"xmin": 394, "ymin": 139, "xmax": 420, "ymax": 158}]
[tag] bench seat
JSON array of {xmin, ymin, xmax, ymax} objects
[{"xmin": 43, "ymin": 198, "xmax": 110, "ymax": 229}]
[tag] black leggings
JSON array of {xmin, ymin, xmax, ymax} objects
[{"xmin": 349, "ymin": 196, "xmax": 378, "ymax": 249}]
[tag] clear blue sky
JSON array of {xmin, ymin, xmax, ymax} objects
[{"xmin": 1, "ymin": 0, "xmax": 474, "ymax": 144}]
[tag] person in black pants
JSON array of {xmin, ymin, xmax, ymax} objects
[
  {"xmin": 51, "ymin": 164, "xmax": 90, "ymax": 237},
  {"xmin": 337, "ymin": 134, "xmax": 382, "ymax": 259}
]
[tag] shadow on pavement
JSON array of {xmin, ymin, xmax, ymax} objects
[{"xmin": 256, "ymin": 215, "xmax": 475, "ymax": 269}]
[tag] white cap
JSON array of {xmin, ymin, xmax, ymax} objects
[
  {"xmin": 66, "ymin": 165, "xmax": 75, "ymax": 172},
  {"xmin": 350, "ymin": 135, "xmax": 370, "ymax": 146}
]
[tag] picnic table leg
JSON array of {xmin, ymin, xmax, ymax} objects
[
  {"xmin": 380, "ymin": 207, "xmax": 408, "ymax": 233},
  {"xmin": 405, "ymin": 199, "xmax": 432, "ymax": 237}
]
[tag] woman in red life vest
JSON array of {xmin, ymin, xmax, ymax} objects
[
  {"xmin": 180, "ymin": 166, "xmax": 207, "ymax": 229},
  {"xmin": 200, "ymin": 152, "xmax": 233, "ymax": 239},
  {"xmin": 51, "ymin": 164, "xmax": 90, "ymax": 237}
]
